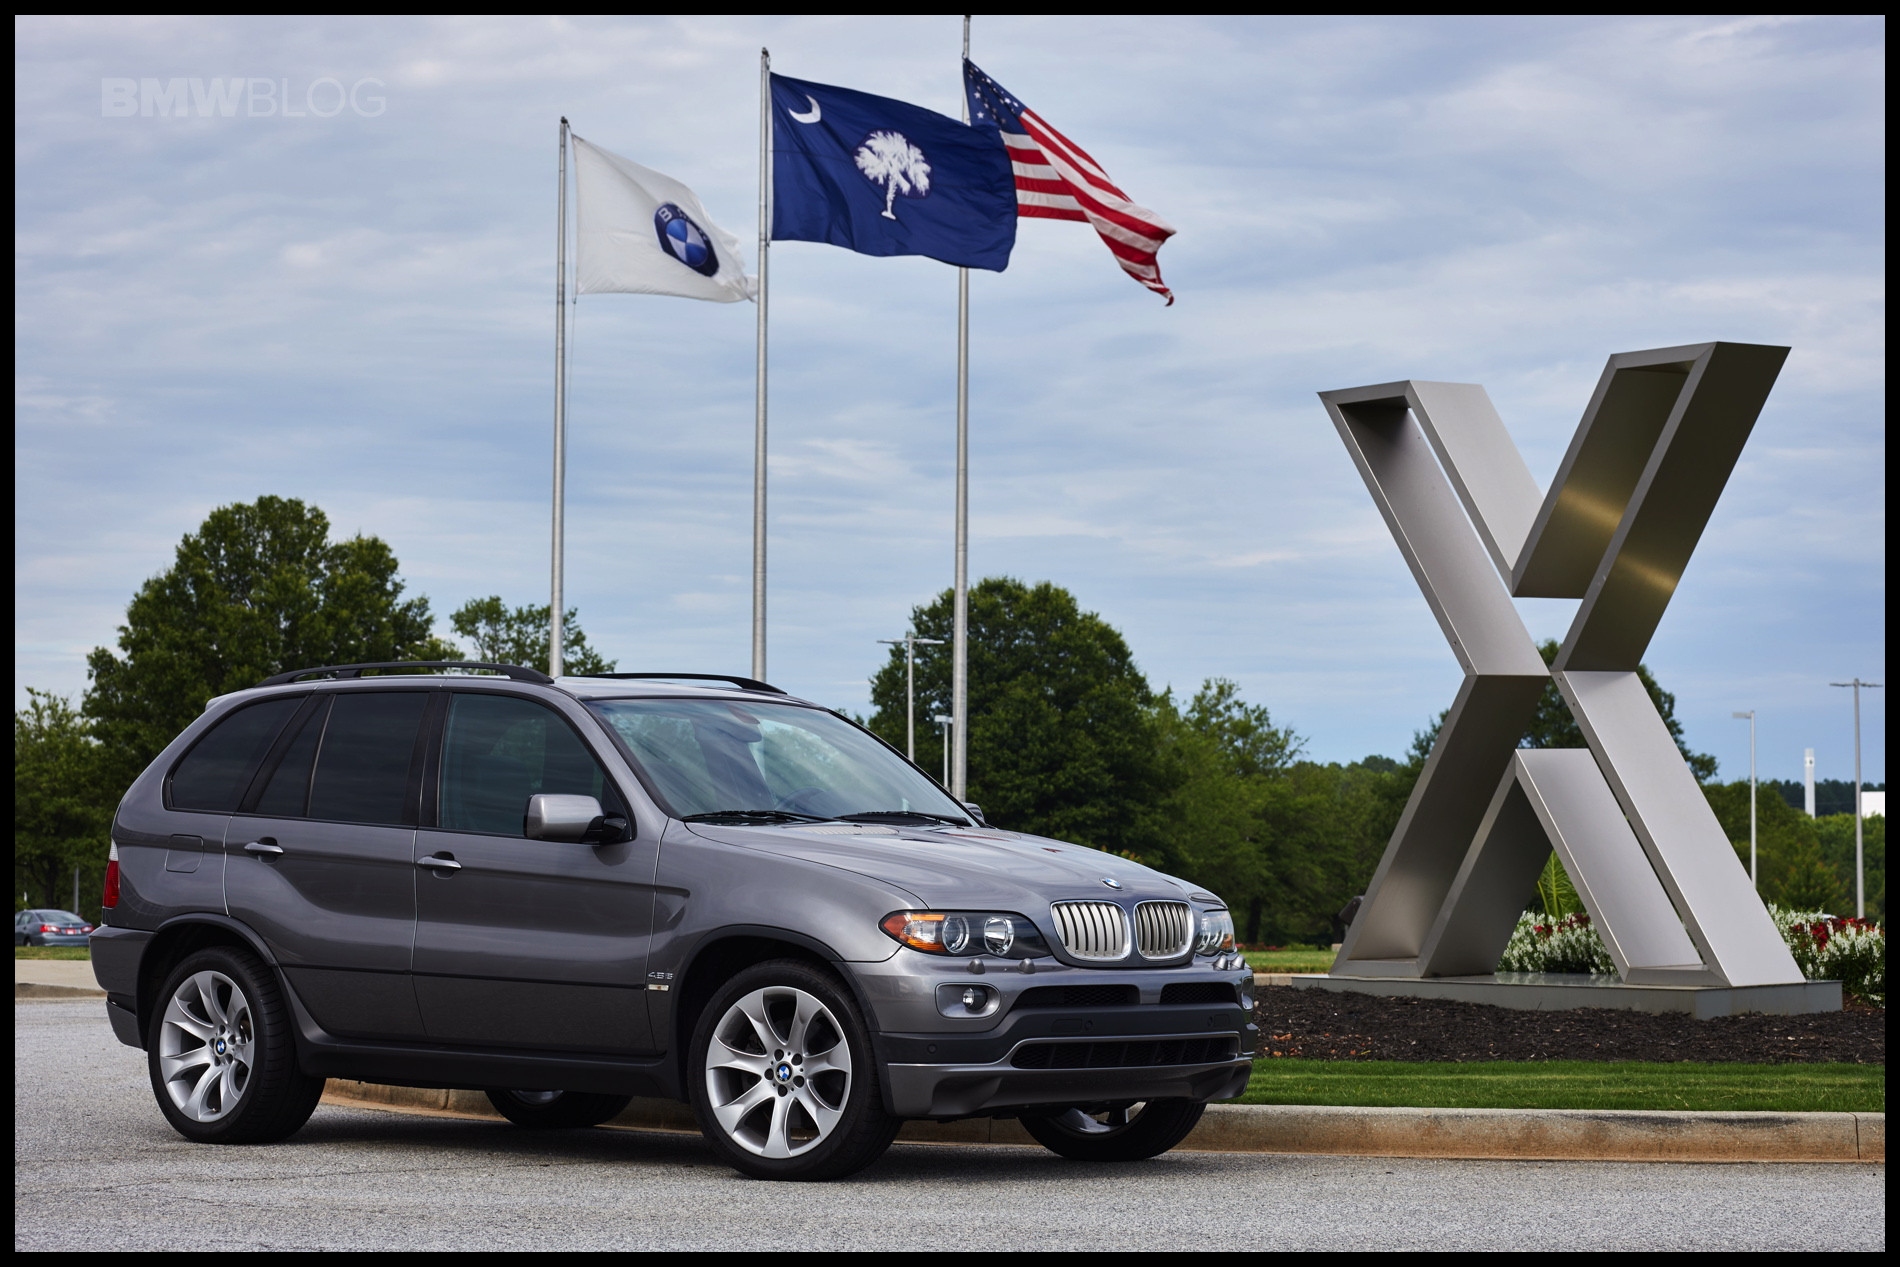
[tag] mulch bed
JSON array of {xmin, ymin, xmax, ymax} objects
[{"xmin": 1252, "ymin": 986, "xmax": 1885, "ymax": 1064}]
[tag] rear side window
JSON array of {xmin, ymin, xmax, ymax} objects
[
  {"xmin": 439, "ymin": 693, "xmax": 614, "ymax": 836},
  {"xmin": 169, "ymin": 697, "xmax": 303, "ymax": 812},
  {"xmin": 307, "ymin": 693, "xmax": 428, "ymax": 826},
  {"xmin": 253, "ymin": 699, "xmax": 329, "ymax": 817}
]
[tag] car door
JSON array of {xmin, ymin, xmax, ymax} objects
[
  {"xmin": 223, "ymin": 689, "xmax": 428, "ymax": 1040},
  {"xmin": 411, "ymin": 690, "xmax": 659, "ymax": 1054}
]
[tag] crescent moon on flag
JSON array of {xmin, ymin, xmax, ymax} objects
[{"xmin": 789, "ymin": 95, "xmax": 821, "ymax": 124}]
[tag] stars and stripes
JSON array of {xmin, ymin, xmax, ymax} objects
[{"xmin": 964, "ymin": 60, "xmax": 1177, "ymax": 304}]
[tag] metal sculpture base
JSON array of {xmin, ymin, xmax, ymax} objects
[{"xmin": 1286, "ymin": 973, "xmax": 1842, "ymax": 1018}]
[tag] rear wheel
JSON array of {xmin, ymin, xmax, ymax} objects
[
  {"xmin": 689, "ymin": 959, "xmax": 898, "ymax": 1181},
  {"xmin": 484, "ymin": 1088, "xmax": 632, "ymax": 1129},
  {"xmin": 1020, "ymin": 1099, "xmax": 1205, "ymax": 1161},
  {"xmin": 148, "ymin": 946, "xmax": 323, "ymax": 1144}
]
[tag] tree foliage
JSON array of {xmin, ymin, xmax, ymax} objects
[
  {"xmin": 867, "ymin": 579, "xmax": 1166, "ymax": 858},
  {"xmin": 447, "ymin": 596, "xmax": 616, "ymax": 676},
  {"xmin": 14, "ymin": 691, "xmax": 112, "ymax": 917},
  {"xmin": 83, "ymin": 496, "xmax": 453, "ymax": 792}
]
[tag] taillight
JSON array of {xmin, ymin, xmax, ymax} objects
[
  {"xmin": 102, "ymin": 841, "xmax": 121, "ymax": 909},
  {"xmin": 39, "ymin": 924, "xmax": 57, "ymax": 933}
]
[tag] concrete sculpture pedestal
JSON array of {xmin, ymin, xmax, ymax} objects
[{"xmin": 1315, "ymin": 341, "xmax": 1839, "ymax": 1015}]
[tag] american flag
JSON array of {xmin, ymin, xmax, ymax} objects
[{"xmin": 964, "ymin": 60, "xmax": 1177, "ymax": 304}]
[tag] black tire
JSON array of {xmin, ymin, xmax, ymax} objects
[
  {"xmin": 688, "ymin": 958, "xmax": 899, "ymax": 1181},
  {"xmin": 484, "ymin": 1088, "xmax": 632, "ymax": 1129},
  {"xmin": 1020, "ymin": 1099, "xmax": 1205, "ymax": 1162},
  {"xmin": 147, "ymin": 945, "xmax": 324, "ymax": 1144}
]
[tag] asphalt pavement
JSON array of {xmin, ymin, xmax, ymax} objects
[{"xmin": 15, "ymin": 999, "xmax": 1885, "ymax": 1251}]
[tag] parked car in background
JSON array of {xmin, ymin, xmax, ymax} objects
[
  {"xmin": 15, "ymin": 909, "xmax": 95, "ymax": 947},
  {"xmin": 90, "ymin": 661, "xmax": 1255, "ymax": 1180}
]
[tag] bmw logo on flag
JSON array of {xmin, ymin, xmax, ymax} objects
[{"xmin": 654, "ymin": 203, "xmax": 720, "ymax": 277}]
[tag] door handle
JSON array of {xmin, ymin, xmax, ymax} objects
[
  {"xmin": 417, "ymin": 854, "xmax": 462, "ymax": 872},
  {"xmin": 244, "ymin": 840, "xmax": 284, "ymax": 856}
]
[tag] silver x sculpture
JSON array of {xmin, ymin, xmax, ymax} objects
[{"xmin": 1320, "ymin": 342, "xmax": 1802, "ymax": 987}]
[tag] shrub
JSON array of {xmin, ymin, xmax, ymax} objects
[
  {"xmin": 1495, "ymin": 906, "xmax": 1886, "ymax": 1006},
  {"xmin": 1498, "ymin": 911, "xmax": 1615, "ymax": 975},
  {"xmin": 1770, "ymin": 906, "xmax": 1886, "ymax": 1007}
]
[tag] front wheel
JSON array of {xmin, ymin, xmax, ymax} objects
[
  {"xmin": 1020, "ymin": 1099, "xmax": 1205, "ymax": 1161},
  {"xmin": 689, "ymin": 959, "xmax": 899, "ymax": 1181},
  {"xmin": 484, "ymin": 1088, "xmax": 632, "ymax": 1129},
  {"xmin": 147, "ymin": 946, "xmax": 324, "ymax": 1144}
]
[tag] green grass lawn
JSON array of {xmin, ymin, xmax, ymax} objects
[
  {"xmin": 1237, "ymin": 1059, "xmax": 1884, "ymax": 1113},
  {"xmin": 15, "ymin": 946, "xmax": 90, "ymax": 961},
  {"xmin": 1243, "ymin": 948, "xmax": 1338, "ymax": 973}
]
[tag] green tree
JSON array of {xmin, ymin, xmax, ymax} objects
[
  {"xmin": 14, "ymin": 691, "xmax": 112, "ymax": 919},
  {"xmin": 1704, "ymin": 781, "xmax": 1848, "ymax": 912},
  {"xmin": 447, "ymin": 596, "xmax": 616, "ymax": 676},
  {"xmin": 1813, "ymin": 812, "xmax": 1885, "ymax": 921},
  {"xmin": 868, "ymin": 579, "xmax": 1165, "ymax": 857},
  {"xmin": 84, "ymin": 496, "xmax": 454, "ymax": 794}
]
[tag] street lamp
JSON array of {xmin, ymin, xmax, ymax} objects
[
  {"xmin": 878, "ymin": 635, "xmax": 945, "ymax": 761},
  {"xmin": 1828, "ymin": 678, "xmax": 1883, "ymax": 917},
  {"xmin": 933, "ymin": 713, "xmax": 952, "ymax": 789},
  {"xmin": 1732, "ymin": 710, "xmax": 1756, "ymax": 888}
]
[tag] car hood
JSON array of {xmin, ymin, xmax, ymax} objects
[{"xmin": 681, "ymin": 819, "xmax": 1200, "ymax": 911}]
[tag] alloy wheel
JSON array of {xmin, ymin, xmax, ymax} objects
[
  {"xmin": 157, "ymin": 969, "xmax": 255, "ymax": 1122},
  {"xmin": 702, "ymin": 985, "xmax": 852, "ymax": 1159}
]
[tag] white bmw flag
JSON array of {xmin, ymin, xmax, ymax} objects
[{"xmin": 572, "ymin": 134, "xmax": 754, "ymax": 302}]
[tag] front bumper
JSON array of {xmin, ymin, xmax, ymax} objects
[
  {"xmin": 886, "ymin": 1046, "xmax": 1252, "ymax": 1118},
  {"xmin": 875, "ymin": 996, "xmax": 1257, "ymax": 1118}
]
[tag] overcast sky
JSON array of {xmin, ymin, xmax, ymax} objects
[{"xmin": 14, "ymin": 15, "xmax": 1886, "ymax": 782}]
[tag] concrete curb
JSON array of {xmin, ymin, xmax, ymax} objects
[
  {"xmin": 320, "ymin": 1081, "xmax": 1884, "ymax": 1163},
  {"xmin": 15, "ymin": 983, "xmax": 105, "ymax": 1000}
]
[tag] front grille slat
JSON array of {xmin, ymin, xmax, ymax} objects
[
  {"xmin": 1010, "ymin": 1035, "xmax": 1240, "ymax": 1070},
  {"xmin": 1050, "ymin": 901, "xmax": 1129, "ymax": 961},
  {"xmin": 1133, "ymin": 901, "xmax": 1192, "ymax": 958}
]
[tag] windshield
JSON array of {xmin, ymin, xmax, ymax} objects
[{"xmin": 587, "ymin": 697, "xmax": 968, "ymax": 824}]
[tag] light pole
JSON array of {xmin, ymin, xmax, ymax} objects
[
  {"xmin": 878, "ymin": 635, "xmax": 946, "ymax": 761},
  {"xmin": 1828, "ymin": 678, "xmax": 1882, "ymax": 917},
  {"xmin": 1732, "ymin": 710, "xmax": 1756, "ymax": 887},
  {"xmin": 933, "ymin": 713, "xmax": 952, "ymax": 789}
]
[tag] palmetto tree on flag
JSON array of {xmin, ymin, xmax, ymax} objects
[{"xmin": 854, "ymin": 130, "xmax": 931, "ymax": 220}]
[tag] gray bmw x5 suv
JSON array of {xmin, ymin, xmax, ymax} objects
[{"xmin": 91, "ymin": 660, "xmax": 1256, "ymax": 1180}]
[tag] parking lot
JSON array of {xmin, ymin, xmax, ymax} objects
[{"xmin": 14, "ymin": 999, "xmax": 1885, "ymax": 1250}]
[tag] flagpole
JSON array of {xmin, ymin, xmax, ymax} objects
[
  {"xmin": 550, "ymin": 116, "xmax": 570, "ymax": 679},
  {"xmin": 951, "ymin": 15, "xmax": 972, "ymax": 801},
  {"xmin": 753, "ymin": 50, "xmax": 773, "ymax": 683}
]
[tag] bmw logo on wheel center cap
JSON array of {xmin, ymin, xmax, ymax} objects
[
  {"xmin": 776, "ymin": 1063, "xmax": 792, "ymax": 1082},
  {"xmin": 654, "ymin": 203, "xmax": 721, "ymax": 278}
]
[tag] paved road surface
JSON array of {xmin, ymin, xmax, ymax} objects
[{"xmin": 15, "ymin": 1000, "xmax": 1885, "ymax": 1251}]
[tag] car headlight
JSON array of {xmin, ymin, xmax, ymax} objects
[
  {"xmin": 1195, "ymin": 908, "xmax": 1235, "ymax": 955},
  {"xmin": 880, "ymin": 911, "xmax": 1053, "ymax": 958}
]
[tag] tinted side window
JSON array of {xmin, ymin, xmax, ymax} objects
[
  {"xmin": 253, "ymin": 699, "xmax": 330, "ymax": 817},
  {"xmin": 169, "ymin": 698, "xmax": 303, "ymax": 812},
  {"xmin": 307, "ymin": 693, "xmax": 428, "ymax": 826},
  {"xmin": 440, "ymin": 694, "xmax": 613, "ymax": 837}
]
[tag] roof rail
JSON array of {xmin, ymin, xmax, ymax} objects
[
  {"xmin": 573, "ymin": 672, "xmax": 786, "ymax": 695},
  {"xmin": 256, "ymin": 661, "xmax": 554, "ymax": 688}
]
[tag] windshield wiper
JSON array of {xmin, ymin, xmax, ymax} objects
[
  {"xmin": 839, "ymin": 810, "xmax": 970, "ymax": 826},
  {"xmin": 682, "ymin": 809, "xmax": 831, "ymax": 824}
]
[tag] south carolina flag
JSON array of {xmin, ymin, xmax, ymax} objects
[{"xmin": 572, "ymin": 135, "xmax": 755, "ymax": 302}]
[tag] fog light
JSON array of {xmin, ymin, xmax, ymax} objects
[{"xmin": 961, "ymin": 987, "xmax": 984, "ymax": 1010}]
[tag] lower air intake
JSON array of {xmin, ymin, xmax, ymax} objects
[{"xmin": 1010, "ymin": 1035, "xmax": 1240, "ymax": 1070}]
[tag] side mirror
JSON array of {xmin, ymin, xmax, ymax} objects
[
  {"xmin": 961, "ymin": 801, "xmax": 987, "ymax": 826},
  {"xmin": 524, "ymin": 794, "xmax": 630, "ymax": 844}
]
